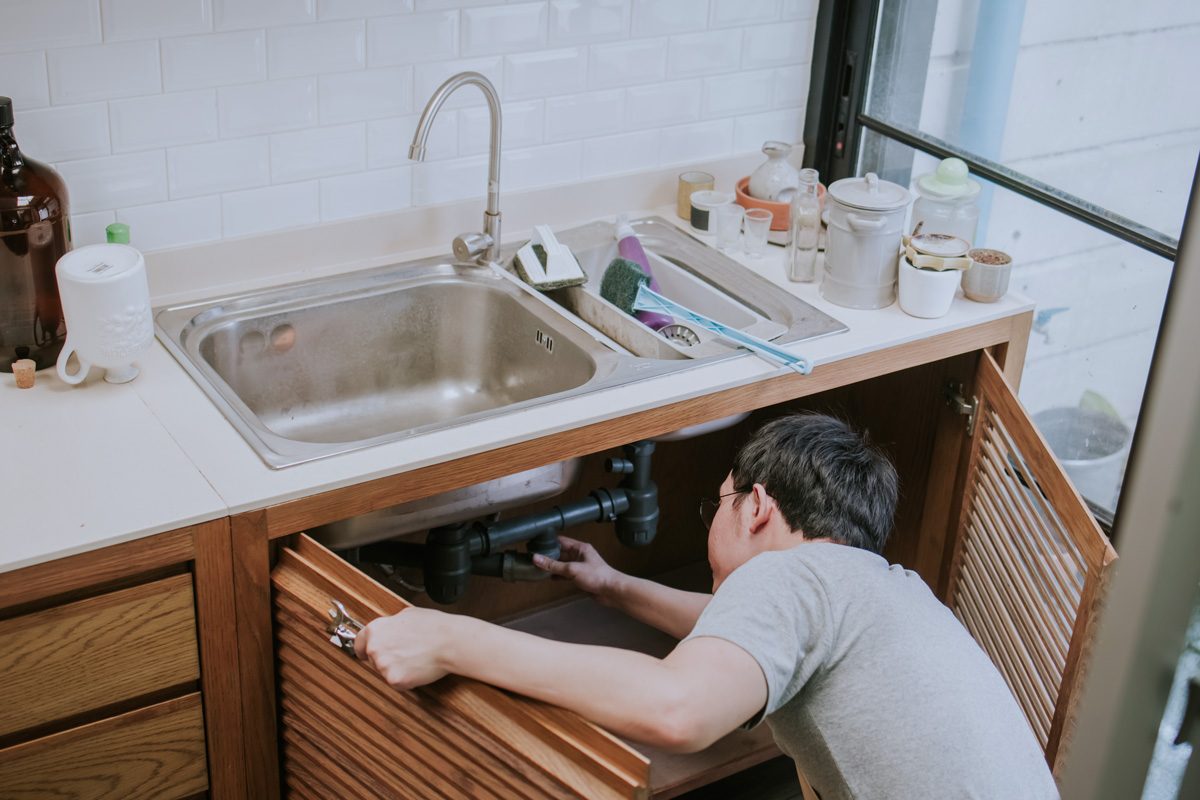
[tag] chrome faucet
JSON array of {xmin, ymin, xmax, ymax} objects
[{"xmin": 409, "ymin": 71, "xmax": 503, "ymax": 266}]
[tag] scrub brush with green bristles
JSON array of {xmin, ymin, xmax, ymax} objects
[
  {"xmin": 599, "ymin": 257, "xmax": 812, "ymax": 374},
  {"xmin": 513, "ymin": 225, "xmax": 586, "ymax": 290}
]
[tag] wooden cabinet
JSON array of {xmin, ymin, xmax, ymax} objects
[{"xmin": 0, "ymin": 520, "xmax": 243, "ymax": 800}]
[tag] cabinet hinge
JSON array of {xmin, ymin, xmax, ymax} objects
[{"xmin": 945, "ymin": 383, "xmax": 978, "ymax": 437}]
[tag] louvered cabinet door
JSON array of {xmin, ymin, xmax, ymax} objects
[
  {"xmin": 272, "ymin": 534, "xmax": 651, "ymax": 800},
  {"xmin": 945, "ymin": 352, "xmax": 1117, "ymax": 776}
]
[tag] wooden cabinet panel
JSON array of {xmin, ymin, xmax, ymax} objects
[
  {"xmin": 946, "ymin": 353, "xmax": 1117, "ymax": 775},
  {"xmin": 0, "ymin": 693, "xmax": 208, "ymax": 800},
  {"xmin": 272, "ymin": 534, "xmax": 651, "ymax": 799},
  {"xmin": 0, "ymin": 573, "xmax": 199, "ymax": 739}
]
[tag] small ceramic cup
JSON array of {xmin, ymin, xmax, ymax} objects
[
  {"xmin": 898, "ymin": 255, "xmax": 961, "ymax": 318},
  {"xmin": 689, "ymin": 190, "xmax": 734, "ymax": 234},
  {"xmin": 55, "ymin": 243, "xmax": 154, "ymax": 385},
  {"xmin": 962, "ymin": 248, "xmax": 1013, "ymax": 302}
]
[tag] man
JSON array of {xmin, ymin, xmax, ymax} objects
[{"xmin": 356, "ymin": 413, "xmax": 1058, "ymax": 799}]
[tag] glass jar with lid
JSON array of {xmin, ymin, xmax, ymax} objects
[{"xmin": 910, "ymin": 157, "xmax": 981, "ymax": 246}]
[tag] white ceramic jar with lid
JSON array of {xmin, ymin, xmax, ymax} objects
[
  {"xmin": 911, "ymin": 157, "xmax": 981, "ymax": 245},
  {"xmin": 822, "ymin": 172, "xmax": 912, "ymax": 309}
]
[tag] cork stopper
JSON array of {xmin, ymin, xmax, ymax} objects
[{"xmin": 12, "ymin": 359, "xmax": 35, "ymax": 389}]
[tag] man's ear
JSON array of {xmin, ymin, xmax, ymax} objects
[{"xmin": 747, "ymin": 483, "xmax": 775, "ymax": 535}]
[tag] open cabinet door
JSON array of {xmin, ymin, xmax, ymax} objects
[
  {"xmin": 272, "ymin": 534, "xmax": 651, "ymax": 800},
  {"xmin": 944, "ymin": 352, "xmax": 1118, "ymax": 777}
]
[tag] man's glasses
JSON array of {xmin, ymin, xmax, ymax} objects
[{"xmin": 699, "ymin": 490, "xmax": 744, "ymax": 530}]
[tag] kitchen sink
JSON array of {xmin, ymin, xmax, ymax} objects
[{"xmin": 155, "ymin": 216, "xmax": 846, "ymax": 469}]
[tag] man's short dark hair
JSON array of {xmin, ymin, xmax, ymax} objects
[{"xmin": 730, "ymin": 413, "xmax": 899, "ymax": 554}]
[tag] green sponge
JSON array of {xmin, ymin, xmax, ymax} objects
[{"xmin": 599, "ymin": 257, "xmax": 650, "ymax": 315}]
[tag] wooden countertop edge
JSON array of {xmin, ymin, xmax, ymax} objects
[{"xmin": 259, "ymin": 315, "xmax": 1024, "ymax": 539}]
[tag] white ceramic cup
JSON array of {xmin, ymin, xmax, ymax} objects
[
  {"xmin": 689, "ymin": 190, "xmax": 734, "ymax": 233},
  {"xmin": 55, "ymin": 243, "xmax": 154, "ymax": 385},
  {"xmin": 897, "ymin": 256, "xmax": 961, "ymax": 318}
]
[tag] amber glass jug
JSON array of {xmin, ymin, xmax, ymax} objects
[{"xmin": 1, "ymin": 96, "xmax": 71, "ymax": 372}]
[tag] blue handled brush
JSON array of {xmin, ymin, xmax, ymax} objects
[{"xmin": 600, "ymin": 258, "xmax": 811, "ymax": 375}]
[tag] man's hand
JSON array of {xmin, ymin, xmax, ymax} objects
[
  {"xmin": 354, "ymin": 607, "xmax": 457, "ymax": 691},
  {"xmin": 533, "ymin": 536, "xmax": 622, "ymax": 601}
]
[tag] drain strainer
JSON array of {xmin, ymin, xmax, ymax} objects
[{"xmin": 660, "ymin": 324, "xmax": 700, "ymax": 347}]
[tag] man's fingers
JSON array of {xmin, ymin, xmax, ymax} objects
[
  {"xmin": 353, "ymin": 623, "xmax": 370, "ymax": 660},
  {"xmin": 532, "ymin": 553, "xmax": 574, "ymax": 577}
]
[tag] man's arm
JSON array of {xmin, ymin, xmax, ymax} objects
[
  {"xmin": 356, "ymin": 608, "xmax": 766, "ymax": 753},
  {"xmin": 534, "ymin": 537, "xmax": 711, "ymax": 639}
]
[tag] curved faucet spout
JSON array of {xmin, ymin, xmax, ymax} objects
[{"xmin": 409, "ymin": 71, "xmax": 503, "ymax": 265}]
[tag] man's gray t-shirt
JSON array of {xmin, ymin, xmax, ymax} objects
[{"xmin": 684, "ymin": 542, "xmax": 1058, "ymax": 799}]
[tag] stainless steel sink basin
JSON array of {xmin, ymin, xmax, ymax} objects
[{"xmin": 155, "ymin": 216, "xmax": 846, "ymax": 469}]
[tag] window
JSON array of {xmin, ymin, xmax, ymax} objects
[{"xmin": 806, "ymin": 0, "xmax": 1199, "ymax": 519}]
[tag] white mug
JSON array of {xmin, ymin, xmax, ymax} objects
[{"xmin": 55, "ymin": 244, "xmax": 154, "ymax": 385}]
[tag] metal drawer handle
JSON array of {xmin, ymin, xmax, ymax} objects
[{"xmin": 327, "ymin": 600, "xmax": 364, "ymax": 658}]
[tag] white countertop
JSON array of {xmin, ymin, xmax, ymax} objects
[{"xmin": 0, "ymin": 169, "xmax": 1033, "ymax": 574}]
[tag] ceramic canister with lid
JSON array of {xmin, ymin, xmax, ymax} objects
[{"xmin": 821, "ymin": 173, "xmax": 912, "ymax": 309}]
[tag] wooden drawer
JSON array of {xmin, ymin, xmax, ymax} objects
[
  {"xmin": 0, "ymin": 573, "xmax": 199, "ymax": 739},
  {"xmin": 0, "ymin": 693, "xmax": 208, "ymax": 800}
]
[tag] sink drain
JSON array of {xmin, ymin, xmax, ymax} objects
[{"xmin": 660, "ymin": 324, "xmax": 699, "ymax": 347}]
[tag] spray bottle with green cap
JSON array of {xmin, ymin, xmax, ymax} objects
[{"xmin": 106, "ymin": 223, "xmax": 130, "ymax": 245}]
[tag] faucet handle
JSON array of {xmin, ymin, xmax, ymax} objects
[{"xmin": 453, "ymin": 232, "xmax": 494, "ymax": 263}]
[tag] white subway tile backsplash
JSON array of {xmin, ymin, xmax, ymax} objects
[
  {"xmin": 582, "ymin": 129, "xmax": 658, "ymax": 177},
  {"xmin": 732, "ymin": 107, "xmax": 804, "ymax": 153},
  {"xmin": 0, "ymin": 53, "xmax": 50, "ymax": 110},
  {"xmin": 625, "ymin": 80, "xmax": 701, "ymax": 129},
  {"xmin": 269, "ymin": 20, "xmax": 366, "ymax": 77},
  {"xmin": 222, "ymin": 181, "xmax": 319, "ymax": 237},
  {"xmin": 462, "ymin": 3, "xmax": 547, "ymax": 57},
  {"xmin": 270, "ymin": 123, "xmax": 367, "ymax": 182},
  {"xmin": 505, "ymin": 48, "xmax": 587, "ymax": 100},
  {"xmin": 589, "ymin": 38, "xmax": 667, "ymax": 88},
  {"xmin": 0, "ymin": 0, "xmax": 101, "ymax": 54},
  {"xmin": 367, "ymin": 112, "xmax": 457, "ymax": 166},
  {"xmin": 111, "ymin": 90, "xmax": 219, "ymax": 152},
  {"xmin": 503, "ymin": 141, "xmax": 581, "ymax": 191},
  {"xmin": 18, "ymin": 104, "xmax": 111, "ymax": 162},
  {"xmin": 710, "ymin": 0, "xmax": 779, "ymax": 28},
  {"xmin": 414, "ymin": 57, "xmax": 503, "ymax": 108},
  {"xmin": 780, "ymin": 0, "xmax": 817, "ymax": 20},
  {"xmin": 411, "ymin": 155, "xmax": 487, "ymax": 204},
  {"xmin": 320, "ymin": 166, "xmax": 412, "ymax": 220},
  {"xmin": 549, "ymin": 0, "xmax": 629, "ymax": 45},
  {"xmin": 459, "ymin": 100, "xmax": 542, "ymax": 153},
  {"xmin": 214, "ymin": 0, "xmax": 316, "ymax": 31},
  {"xmin": 219, "ymin": 78, "xmax": 318, "ymax": 136},
  {"xmin": 544, "ymin": 89, "xmax": 624, "ymax": 142},
  {"xmin": 658, "ymin": 118, "xmax": 733, "ymax": 165},
  {"xmin": 57, "ymin": 152, "xmax": 168, "ymax": 213},
  {"xmin": 368, "ymin": 11, "xmax": 459, "ymax": 66},
  {"xmin": 702, "ymin": 70, "xmax": 772, "ymax": 117},
  {"xmin": 772, "ymin": 64, "xmax": 810, "ymax": 108},
  {"xmin": 318, "ymin": 0, "xmax": 414, "ymax": 19},
  {"xmin": 319, "ymin": 67, "xmax": 414, "ymax": 123},
  {"xmin": 70, "ymin": 211, "xmax": 117, "ymax": 247},
  {"xmin": 101, "ymin": 0, "xmax": 213, "ymax": 41},
  {"xmin": 116, "ymin": 196, "xmax": 222, "ymax": 250},
  {"xmin": 13, "ymin": 0, "xmax": 816, "ymax": 243},
  {"xmin": 47, "ymin": 41, "xmax": 161, "ymax": 104},
  {"xmin": 162, "ymin": 30, "xmax": 267, "ymax": 91},
  {"xmin": 168, "ymin": 137, "xmax": 271, "ymax": 197},
  {"xmin": 668, "ymin": 30, "xmax": 742, "ymax": 78},
  {"xmin": 631, "ymin": 0, "xmax": 708, "ymax": 36},
  {"xmin": 742, "ymin": 21, "xmax": 813, "ymax": 68}
]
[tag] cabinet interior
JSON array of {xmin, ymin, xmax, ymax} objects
[{"xmin": 309, "ymin": 353, "xmax": 977, "ymax": 796}]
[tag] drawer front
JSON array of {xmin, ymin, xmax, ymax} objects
[
  {"xmin": 0, "ymin": 573, "xmax": 199, "ymax": 738},
  {"xmin": 273, "ymin": 534, "xmax": 651, "ymax": 800},
  {"xmin": 0, "ymin": 693, "xmax": 208, "ymax": 800}
]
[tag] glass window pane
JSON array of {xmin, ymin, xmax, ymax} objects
[
  {"xmin": 860, "ymin": 130, "xmax": 1173, "ymax": 513},
  {"xmin": 866, "ymin": 0, "xmax": 1200, "ymax": 241}
]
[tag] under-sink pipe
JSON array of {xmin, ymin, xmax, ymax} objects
[{"xmin": 355, "ymin": 441, "xmax": 658, "ymax": 604}]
